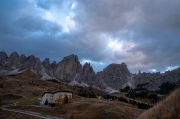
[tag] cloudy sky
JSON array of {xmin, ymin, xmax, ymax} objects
[{"xmin": 0, "ymin": 0, "xmax": 180, "ymax": 73}]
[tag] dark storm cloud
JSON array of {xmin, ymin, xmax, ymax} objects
[
  {"xmin": 74, "ymin": 0, "xmax": 180, "ymax": 72},
  {"xmin": 16, "ymin": 15, "xmax": 62, "ymax": 34},
  {"xmin": 0, "ymin": 0, "xmax": 180, "ymax": 73}
]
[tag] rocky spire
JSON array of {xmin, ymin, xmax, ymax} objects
[
  {"xmin": 8, "ymin": 52, "xmax": 19, "ymax": 62},
  {"xmin": 0, "ymin": 51, "xmax": 8, "ymax": 69},
  {"xmin": 19, "ymin": 54, "xmax": 26, "ymax": 63},
  {"xmin": 42, "ymin": 58, "xmax": 50, "ymax": 67},
  {"xmin": 83, "ymin": 62, "xmax": 95, "ymax": 75},
  {"xmin": 54, "ymin": 54, "xmax": 83, "ymax": 82},
  {"xmin": 42, "ymin": 58, "xmax": 53, "ymax": 76},
  {"xmin": 75, "ymin": 62, "xmax": 96, "ymax": 85},
  {"xmin": 51, "ymin": 61, "xmax": 57, "ymax": 68}
]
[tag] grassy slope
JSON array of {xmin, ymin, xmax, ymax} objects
[
  {"xmin": 11, "ymin": 98, "xmax": 143, "ymax": 119},
  {"xmin": 0, "ymin": 72, "xmax": 143, "ymax": 119},
  {"xmin": 0, "ymin": 110, "xmax": 41, "ymax": 119},
  {"xmin": 137, "ymin": 88, "xmax": 180, "ymax": 119}
]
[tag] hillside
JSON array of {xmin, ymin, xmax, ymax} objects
[
  {"xmin": 10, "ymin": 98, "xmax": 143, "ymax": 119},
  {"xmin": 0, "ymin": 73, "xmax": 145, "ymax": 119},
  {"xmin": 1, "ymin": 69, "xmax": 179, "ymax": 119},
  {"xmin": 0, "ymin": 51, "xmax": 180, "ymax": 118},
  {"xmin": 137, "ymin": 87, "xmax": 180, "ymax": 119}
]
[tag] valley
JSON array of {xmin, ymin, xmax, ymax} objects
[
  {"xmin": 0, "ymin": 51, "xmax": 180, "ymax": 119},
  {"xmin": 0, "ymin": 74, "xmax": 145, "ymax": 119}
]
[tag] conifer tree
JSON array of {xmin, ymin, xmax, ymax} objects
[{"xmin": 0, "ymin": 97, "xmax": 2, "ymax": 107}]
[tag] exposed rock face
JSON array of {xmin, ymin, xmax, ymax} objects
[
  {"xmin": 0, "ymin": 52, "xmax": 83, "ymax": 82},
  {"xmin": 7, "ymin": 52, "xmax": 19, "ymax": 62},
  {"xmin": 4, "ymin": 52, "xmax": 21, "ymax": 70},
  {"xmin": 51, "ymin": 61, "xmax": 57, "ymax": 77},
  {"xmin": 20, "ymin": 55, "xmax": 42, "ymax": 72},
  {"xmin": 19, "ymin": 54, "xmax": 26, "ymax": 63},
  {"xmin": 1, "ymin": 51, "xmax": 180, "ymax": 93},
  {"xmin": 0, "ymin": 52, "xmax": 44, "ymax": 77},
  {"xmin": 83, "ymin": 62, "xmax": 95, "ymax": 75},
  {"xmin": 131, "ymin": 68, "xmax": 180, "ymax": 91},
  {"xmin": 95, "ymin": 71, "xmax": 106, "ymax": 89},
  {"xmin": 76, "ymin": 62, "xmax": 96, "ymax": 85},
  {"xmin": 42, "ymin": 58, "xmax": 54, "ymax": 77},
  {"xmin": 54, "ymin": 54, "xmax": 83, "ymax": 82},
  {"xmin": 0, "ymin": 51, "xmax": 8, "ymax": 70},
  {"xmin": 96, "ymin": 63, "xmax": 131, "ymax": 90},
  {"xmin": 51, "ymin": 61, "xmax": 57, "ymax": 69}
]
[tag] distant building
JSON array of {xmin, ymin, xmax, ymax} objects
[{"xmin": 40, "ymin": 91, "xmax": 73, "ymax": 105}]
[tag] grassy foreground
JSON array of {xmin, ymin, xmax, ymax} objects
[{"xmin": 137, "ymin": 88, "xmax": 180, "ymax": 119}]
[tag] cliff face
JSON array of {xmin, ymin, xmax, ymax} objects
[
  {"xmin": 95, "ymin": 63, "xmax": 131, "ymax": 90},
  {"xmin": 0, "ymin": 51, "xmax": 8, "ymax": 70},
  {"xmin": 76, "ymin": 62, "xmax": 96, "ymax": 85},
  {"xmin": 42, "ymin": 58, "xmax": 54, "ymax": 77},
  {"xmin": 54, "ymin": 54, "xmax": 83, "ymax": 82},
  {"xmin": 0, "ymin": 52, "xmax": 84, "ymax": 82},
  {"xmin": 0, "ymin": 52, "xmax": 45, "ymax": 77},
  {"xmin": 0, "ymin": 51, "xmax": 180, "ymax": 93},
  {"xmin": 131, "ymin": 68, "xmax": 180, "ymax": 91}
]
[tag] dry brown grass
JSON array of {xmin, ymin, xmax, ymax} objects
[
  {"xmin": 0, "ymin": 110, "xmax": 41, "ymax": 119},
  {"xmin": 137, "ymin": 88, "xmax": 180, "ymax": 119},
  {"xmin": 0, "ymin": 74, "xmax": 144, "ymax": 119},
  {"xmin": 10, "ymin": 98, "xmax": 143, "ymax": 119},
  {"xmin": 0, "ymin": 73, "xmax": 106, "ymax": 105}
]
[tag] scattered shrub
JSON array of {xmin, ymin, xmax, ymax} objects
[
  {"xmin": 121, "ymin": 86, "xmax": 131, "ymax": 92},
  {"xmin": 157, "ymin": 82, "xmax": 177, "ymax": 94},
  {"xmin": 0, "ymin": 82, "xmax": 4, "ymax": 88},
  {"xmin": 78, "ymin": 89, "xmax": 96, "ymax": 98},
  {"xmin": 0, "ymin": 97, "xmax": 2, "ymax": 107}
]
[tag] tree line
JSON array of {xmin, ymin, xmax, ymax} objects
[
  {"xmin": 102, "ymin": 95, "xmax": 153, "ymax": 110},
  {"xmin": 77, "ymin": 89, "xmax": 96, "ymax": 98},
  {"xmin": 129, "ymin": 99, "xmax": 153, "ymax": 109}
]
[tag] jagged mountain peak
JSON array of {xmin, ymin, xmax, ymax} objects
[
  {"xmin": 9, "ymin": 51, "xmax": 19, "ymax": 57},
  {"xmin": 29, "ymin": 54, "xmax": 35, "ymax": 58},
  {"xmin": 20, "ymin": 54, "xmax": 26, "ymax": 58},
  {"xmin": 0, "ymin": 51, "xmax": 7, "ymax": 54},
  {"xmin": 25, "ymin": 55, "xmax": 39, "ymax": 62},
  {"xmin": 51, "ymin": 61, "xmax": 57, "ymax": 67},
  {"xmin": 104, "ymin": 63, "xmax": 131, "ymax": 75},
  {"xmin": 75, "ymin": 61, "xmax": 96, "ymax": 85},
  {"xmin": 42, "ymin": 58, "xmax": 50, "ymax": 64},
  {"xmin": 84, "ymin": 62, "xmax": 90, "ymax": 65},
  {"xmin": 19, "ymin": 54, "xmax": 26, "ymax": 60},
  {"xmin": 1, "ymin": 51, "xmax": 180, "ymax": 93},
  {"xmin": 61, "ymin": 54, "xmax": 79, "ymax": 62},
  {"xmin": 83, "ymin": 62, "xmax": 95, "ymax": 75},
  {"xmin": 8, "ymin": 51, "xmax": 19, "ymax": 61},
  {"xmin": 0, "ymin": 51, "xmax": 8, "ymax": 69},
  {"xmin": 54, "ymin": 54, "xmax": 82, "ymax": 82}
]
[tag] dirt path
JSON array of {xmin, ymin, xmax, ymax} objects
[{"xmin": 1, "ymin": 107, "xmax": 64, "ymax": 119}]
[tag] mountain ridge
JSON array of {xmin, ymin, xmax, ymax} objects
[{"xmin": 0, "ymin": 51, "xmax": 180, "ymax": 93}]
